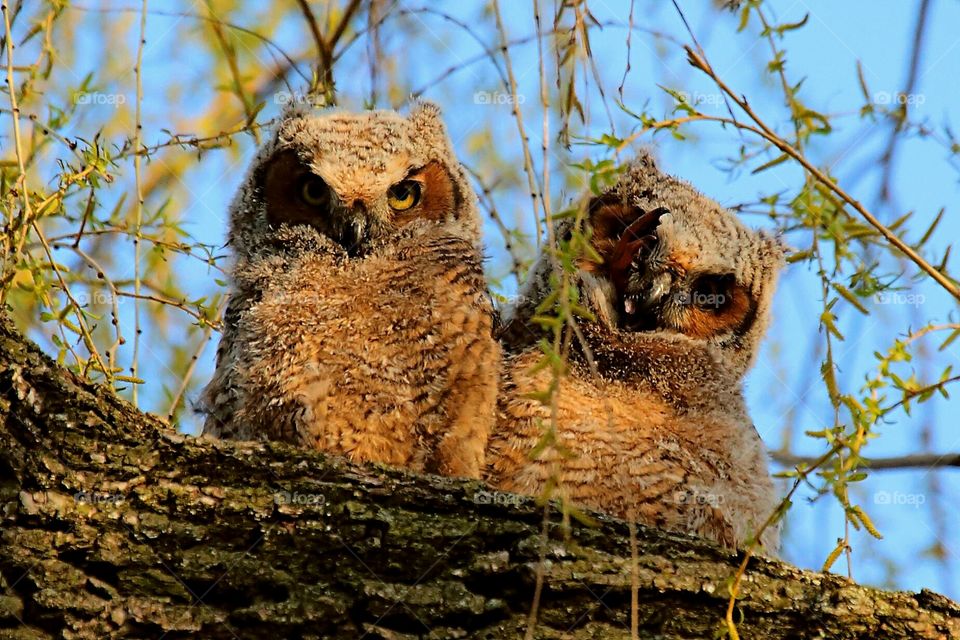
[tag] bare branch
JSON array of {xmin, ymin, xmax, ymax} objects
[{"xmin": 773, "ymin": 451, "xmax": 960, "ymax": 471}]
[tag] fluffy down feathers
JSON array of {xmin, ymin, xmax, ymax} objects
[
  {"xmin": 200, "ymin": 103, "xmax": 499, "ymax": 479},
  {"xmin": 488, "ymin": 152, "xmax": 783, "ymax": 551}
]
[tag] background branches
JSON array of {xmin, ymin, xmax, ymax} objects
[{"xmin": 1, "ymin": 0, "xmax": 958, "ymax": 619}]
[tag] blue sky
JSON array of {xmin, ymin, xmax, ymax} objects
[{"xmin": 52, "ymin": 0, "xmax": 960, "ymax": 598}]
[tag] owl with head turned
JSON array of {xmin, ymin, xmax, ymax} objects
[
  {"xmin": 200, "ymin": 101, "xmax": 500, "ymax": 479},
  {"xmin": 489, "ymin": 152, "xmax": 785, "ymax": 551}
]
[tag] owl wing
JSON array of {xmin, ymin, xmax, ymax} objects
[{"xmin": 198, "ymin": 290, "xmax": 257, "ymax": 438}]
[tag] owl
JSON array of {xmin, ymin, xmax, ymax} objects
[
  {"xmin": 199, "ymin": 102, "xmax": 500, "ymax": 479},
  {"xmin": 487, "ymin": 152, "xmax": 785, "ymax": 551}
]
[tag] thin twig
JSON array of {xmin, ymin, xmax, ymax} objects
[
  {"xmin": 31, "ymin": 223, "xmax": 112, "ymax": 379},
  {"xmin": 61, "ymin": 244, "xmax": 125, "ymax": 372},
  {"xmin": 205, "ymin": 0, "xmax": 259, "ymax": 135},
  {"xmin": 534, "ymin": 0, "xmax": 551, "ymax": 232},
  {"xmin": 1, "ymin": 0, "xmax": 32, "ymax": 304},
  {"xmin": 66, "ymin": 3, "xmax": 309, "ymax": 82},
  {"xmin": 114, "ymin": 291, "xmax": 222, "ymax": 329},
  {"xmin": 295, "ymin": 0, "xmax": 328, "ymax": 96},
  {"xmin": 166, "ymin": 297, "xmax": 227, "ymax": 422},
  {"xmin": 461, "ymin": 164, "xmax": 527, "ymax": 279},
  {"xmin": 492, "ymin": 0, "xmax": 544, "ymax": 247},
  {"xmin": 131, "ymin": 0, "xmax": 148, "ymax": 404},
  {"xmin": 618, "ymin": 0, "xmax": 635, "ymax": 101},
  {"xmin": 772, "ymin": 451, "xmax": 960, "ymax": 471},
  {"xmin": 523, "ymin": 504, "xmax": 551, "ymax": 640},
  {"xmin": 878, "ymin": 0, "xmax": 932, "ymax": 203},
  {"xmin": 685, "ymin": 47, "xmax": 959, "ymax": 302},
  {"xmin": 296, "ymin": 0, "xmax": 362, "ymax": 101},
  {"xmin": 725, "ymin": 444, "xmax": 843, "ymax": 640}
]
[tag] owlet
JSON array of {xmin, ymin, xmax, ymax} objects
[
  {"xmin": 488, "ymin": 153, "xmax": 785, "ymax": 550},
  {"xmin": 200, "ymin": 102, "xmax": 500, "ymax": 479}
]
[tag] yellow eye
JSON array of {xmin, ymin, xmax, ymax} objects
[
  {"xmin": 299, "ymin": 176, "xmax": 330, "ymax": 207},
  {"xmin": 387, "ymin": 180, "xmax": 422, "ymax": 211}
]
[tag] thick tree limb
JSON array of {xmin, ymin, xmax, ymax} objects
[{"xmin": 1, "ymin": 315, "xmax": 958, "ymax": 639}]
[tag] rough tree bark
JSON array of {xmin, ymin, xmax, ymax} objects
[{"xmin": 1, "ymin": 314, "xmax": 958, "ymax": 640}]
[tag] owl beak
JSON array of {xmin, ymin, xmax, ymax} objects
[
  {"xmin": 644, "ymin": 272, "xmax": 673, "ymax": 308},
  {"xmin": 623, "ymin": 271, "xmax": 673, "ymax": 316},
  {"xmin": 331, "ymin": 201, "xmax": 370, "ymax": 257},
  {"xmin": 338, "ymin": 222, "xmax": 364, "ymax": 256},
  {"xmin": 612, "ymin": 209, "xmax": 669, "ymax": 325}
]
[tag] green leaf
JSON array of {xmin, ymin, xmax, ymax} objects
[
  {"xmin": 751, "ymin": 153, "xmax": 790, "ymax": 174},
  {"xmin": 832, "ymin": 283, "xmax": 869, "ymax": 315},
  {"xmin": 918, "ymin": 208, "xmax": 944, "ymax": 247},
  {"xmin": 776, "ymin": 13, "xmax": 809, "ymax": 35},
  {"xmin": 850, "ymin": 505, "xmax": 883, "ymax": 539},
  {"xmin": 821, "ymin": 541, "xmax": 846, "ymax": 572},
  {"xmin": 938, "ymin": 329, "xmax": 960, "ymax": 351},
  {"xmin": 736, "ymin": 5, "xmax": 751, "ymax": 32}
]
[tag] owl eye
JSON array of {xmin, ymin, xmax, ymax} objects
[
  {"xmin": 689, "ymin": 273, "xmax": 735, "ymax": 311},
  {"xmin": 299, "ymin": 176, "xmax": 330, "ymax": 208},
  {"xmin": 387, "ymin": 180, "xmax": 422, "ymax": 211}
]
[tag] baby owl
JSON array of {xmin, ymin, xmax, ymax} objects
[
  {"xmin": 200, "ymin": 102, "xmax": 500, "ymax": 479},
  {"xmin": 488, "ymin": 153, "xmax": 785, "ymax": 550}
]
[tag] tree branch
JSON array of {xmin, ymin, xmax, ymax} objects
[
  {"xmin": 878, "ymin": 0, "xmax": 932, "ymax": 203},
  {"xmin": 683, "ymin": 45, "xmax": 960, "ymax": 303},
  {"xmin": 295, "ymin": 0, "xmax": 363, "ymax": 102},
  {"xmin": 773, "ymin": 451, "xmax": 960, "ymax": 471},
  {"xmin": 1, "ymin": 314, "xmax": 958, "ymax": 638}
]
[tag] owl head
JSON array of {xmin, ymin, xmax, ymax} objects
[
  {"xmin": 227, "ymin": 101, "xmax": 478, "ymax": 262},
  {"xmin": 582, "ymin": 152, "xmax": 786, "ymax": 378}
]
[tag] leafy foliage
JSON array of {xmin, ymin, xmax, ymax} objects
[{"xmin": 2, "ymin": 1, "xmax": 958, "ymax": 628}]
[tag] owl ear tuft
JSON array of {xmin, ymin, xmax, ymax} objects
[
  {"xmin": 278, "ymin": 100, "xmax": 309, "ymax": 122},
  {"xmin": 760, "ymin": 232, "xmax": 788, "ymax": 267},
  {"xmin": 275, "ymin": 86, "xmax": 332, "ymax": 122},
  {"xmin": 408, "ymin": 100, "xmax": 450, "ymax": 143},
  {"xmin": 632, "ymin": 148, "xmax": 660, "ymax": 171}
]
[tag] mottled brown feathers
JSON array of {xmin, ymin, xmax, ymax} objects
[
  {"xmin": 486, "ymin": 151, "xmax": 785, "ymax": 552},
  {"xmin": 200, "ymin": 103, "xmax": 499, "ymax": 479},
  {"xmin": 202, "ymin": 105, "xmax": 785, "ymax": 553}
]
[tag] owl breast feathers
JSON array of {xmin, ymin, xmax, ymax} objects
[
  {"xmin": 488, "ymin": 153, "xmax": 785, "ymax": 551},
  {"xmin": 200, "ymin": 102, "xmax": 500, "ymax": 479},
  {"xmin": 200, "ymin": 102, "xmax": 784, "ymax": 552}
]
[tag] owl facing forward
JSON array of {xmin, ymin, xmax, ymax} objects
[
  {"xmin": 200, "ymin": 102, "xmax": 500, "ymax": 479},
  {"xmin": 489, "ymin": 153, "xmax": 785, "ymax": 550}
]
